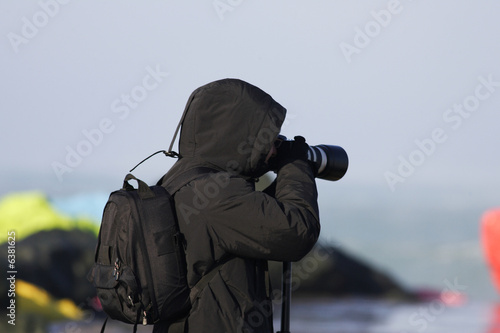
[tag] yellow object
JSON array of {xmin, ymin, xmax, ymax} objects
[
  {"xmin": 0, "ymin": 191, "xmax": 99, "ymax": 243},
  {"xmin": 16, "ymin": 279, "xmax": 84, "ymax": 321}
]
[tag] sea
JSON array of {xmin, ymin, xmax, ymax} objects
[
  {"xmin": 271, "ymin": 297, "xmax": 500, "ymax": 333},
  {"xmin": 49, "ymin": 298, "xmax": 500, "ymax": 333}
]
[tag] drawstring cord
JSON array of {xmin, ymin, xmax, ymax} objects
[
  {"xmin": 128, "ymin": 96, "xmax": 192, "ymax": 173},
  {"xmin": 129, "ymin": 150, "xmax": 179, "ymax": 173}
]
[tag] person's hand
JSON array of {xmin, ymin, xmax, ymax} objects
[{"xmin": 269, "ymin": 136, "xmax": 309, "ymax": 171}]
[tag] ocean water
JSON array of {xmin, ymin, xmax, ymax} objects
[
  {"xmin": 315, "ymin": 181, "xmax": 500, "ymax": 302},
  {"xmin": 50, "ymin": 298, "xmax": 498, "ymax": 333},
  {"xmin": 272, "ymin": 298, "xmax": 498, "ymax": 333},
  {"xmin": 48, "ymin": 184, "xmax": 500, "ymax": 302},
  {"xmin": 46, "ymin": 182, "xmax": 500, "ymax": 332}
]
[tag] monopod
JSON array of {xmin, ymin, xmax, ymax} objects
[{"xmin": 277, "ymin": 261, "xmax": 292, "ymax": 333}]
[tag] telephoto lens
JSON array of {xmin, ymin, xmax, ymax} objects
[
  {"xmin": 307, "ymin": 144, "xmax": 348, "ymax": 181},
  {"xmin": 274, "ymin": 135, "xmax": 348, "ymax": 181}
]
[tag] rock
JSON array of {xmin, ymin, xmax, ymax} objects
[
  {"xmin": 269, "ymin": 242, "xmax": 416, "ymax": 300},
  {"xmin": 0, "ymin": 229, "xmax": 97, "ymax": 308}
]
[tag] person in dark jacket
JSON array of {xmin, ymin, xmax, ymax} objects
[{"xmin": 154, "ymin": 79, "xmax": 320, "ymax": 333}]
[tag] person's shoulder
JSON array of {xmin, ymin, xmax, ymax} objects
[
  {"xmin": 194, "ymin": 171, "xmax": 254, "ymax": 194},
  {"xmin": 175, "ymin": 172, "xmax": 255, "ymax": 214}
]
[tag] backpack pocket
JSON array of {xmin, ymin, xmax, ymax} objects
[{"xmin": 88, "ymin": 262, "xmax": 143, "ymax": 323}]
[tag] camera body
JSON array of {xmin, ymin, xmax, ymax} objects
[{"xmin": 277, "ymin": 135, "xmax": 348, "ymax": 181}]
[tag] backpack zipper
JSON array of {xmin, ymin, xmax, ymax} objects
[{"xmin": 112, "ymin": 258, "xmax": 120, "ymax": 280}]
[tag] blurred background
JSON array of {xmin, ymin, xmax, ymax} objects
[{"xmin": 1, "ymin": 1, "xmax": 500, "ymax": 332}]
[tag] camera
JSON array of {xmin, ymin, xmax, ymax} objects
[{"xmin": 277, "ymin": 135, "xmax": 348, "ymax": 181}]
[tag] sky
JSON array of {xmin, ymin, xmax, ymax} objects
[{"xmin": 1, "ymin": 1, "xmax": 500, "ymax": 297}]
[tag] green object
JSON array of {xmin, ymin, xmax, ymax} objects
[{"xmin": 0, "ymin": 191, "xmax": 99, "ymax": 243}]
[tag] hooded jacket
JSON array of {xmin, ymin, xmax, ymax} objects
[{"xmin": 154, "ymin": 79, "xmax": 320, "ymax": 333}]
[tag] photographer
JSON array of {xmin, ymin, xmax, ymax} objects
[{"xmin": 154, "ymin": 79, "xmax": 320, "ymax": 333}]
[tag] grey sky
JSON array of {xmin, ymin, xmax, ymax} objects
[
  {"xmin": 2, "ymin": 1, "xmax": 499, "ymax": 194},
  {"xmin": 1, "ymin": 0, "xmax": 500, "ymax": 297},
  {"xmin": 2, "ymin": 0, "xmax": 499, "ymax": 213}
]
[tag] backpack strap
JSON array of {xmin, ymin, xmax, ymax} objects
[
  {"xmin": 189, "ymin": 256, "xmax": 232, "ymax": 303},
  {"xmin": 159, "ymin": 167, "xmax": 232, "ymax": 333},
  {"xmin": 161, "ymin": 165, "xmax": 232, "ymax": 301},
  {"xmin": 123, "ymin": 174, "xmax": 155, "ymax": 199},
  {"xmin": 166, "ymin": 257, "xmax": 232, "ymax": 333}
]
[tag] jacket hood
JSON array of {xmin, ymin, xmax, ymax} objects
[{"xmin": 172, "ymin": 79, "xmax": 286, "ymax": 179}]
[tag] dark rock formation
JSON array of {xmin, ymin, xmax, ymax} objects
[{"xmin": 268, "ymin": 242, "xmax": 415, "ymax": 300}]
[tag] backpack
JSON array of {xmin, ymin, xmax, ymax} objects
[{"xmin": 87, "ymin": 167, "xmax": 217, "ymax": 331}]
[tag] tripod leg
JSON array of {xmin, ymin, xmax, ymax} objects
[{"xmin": 278, "ymin": 261, "xmax": 291, "ymax": 333}]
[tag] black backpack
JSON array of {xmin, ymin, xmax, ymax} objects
[{"xmin": 87, "ymin": 167, "xmax": 217, "ymax": 331}]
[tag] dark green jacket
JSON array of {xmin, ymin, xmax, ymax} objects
[{"xmin": 156, "ymin": 79, "xmax": 320, "ymax": 332}]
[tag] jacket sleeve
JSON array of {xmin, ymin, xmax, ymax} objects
[{"xmin": 205, "ymin": 160, "xmax": 320, "ymax": 262}]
